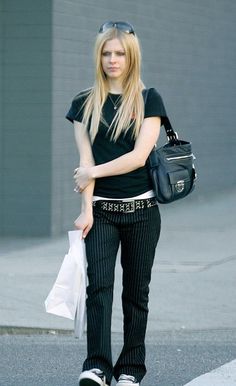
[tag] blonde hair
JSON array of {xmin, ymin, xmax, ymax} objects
[{"xmin": 82, "ymin": 28, "xmax": 145, "ymax": 142}]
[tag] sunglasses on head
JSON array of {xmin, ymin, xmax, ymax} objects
[{"xmin": 99, "ymin": 21, "xmax": 135, "ymax": 35}]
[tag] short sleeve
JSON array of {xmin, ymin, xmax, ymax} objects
[
  {"xmin": 65, "ymin": 89, "xmax": 90, "ymax": 123},
  {"xmin": 143, "ymin": 88, "xmax": 167, "ymax": 125}
]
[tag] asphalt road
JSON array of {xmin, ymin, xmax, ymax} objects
[{"xmin": 1, "ymin": 329, "xmax": 236, "ymax": 386}]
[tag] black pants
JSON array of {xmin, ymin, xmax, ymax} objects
[{"xmin": 83, "ymin": 204, "xmax": 161, "ymax": 384}]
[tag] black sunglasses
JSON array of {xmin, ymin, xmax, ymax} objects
[{"xmin": 99, "ymin": 21, "xmax": 135, "ymax": 35}]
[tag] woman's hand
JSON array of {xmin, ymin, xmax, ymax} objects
[
  {"xmin": 74, "ymin": 166, "xmax": 94, "ymax": 192},
  {"xmin": 74, "ymin": 211, "xmax": 94, "ymax": 238}
]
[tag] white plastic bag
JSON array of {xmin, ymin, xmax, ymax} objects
[{"xmin": 45, "ymin": 230, "xmax": 87, "ymax": 338}]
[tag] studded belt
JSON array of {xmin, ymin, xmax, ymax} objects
[{"xmin": 93, "ymin": 197, "xmax": 157, "ymax": 213}]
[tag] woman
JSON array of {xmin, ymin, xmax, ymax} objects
[{"xmin": 66, "ymin": 21, "xmax": 167, "ymax": 386}]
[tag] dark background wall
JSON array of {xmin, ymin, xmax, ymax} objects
[
  {"xmin": 0, "ymin": 0, "xmax": 52, "ymax": 235},
  {"xmin": 0, "ymin": 1, "xmax": 3, "ymax": 234},
  {"xmin": 1, "ymin": 0, "xmax": 236, "ymax": 236}
]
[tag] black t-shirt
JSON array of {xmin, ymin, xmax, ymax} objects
[{"xmin": 66, "ymin": 88, "xmax": 167, "ymax": 198}]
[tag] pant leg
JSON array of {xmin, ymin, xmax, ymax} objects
[
  {"xmin": 83, "ymin": 208, "xmax": 120, "ymax": 384},
  {"xmin": 113, "ymin": 205, "xmax": 161, "ymax": 382}
]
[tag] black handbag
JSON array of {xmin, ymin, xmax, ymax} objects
[{"xmin": 147, "ymin": 116, "xmax": 197, "ymax": 204}]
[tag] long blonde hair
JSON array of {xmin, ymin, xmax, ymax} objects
[{"xmin": 82, "ymin": 27, "xmax": 145, "ymax": 142}]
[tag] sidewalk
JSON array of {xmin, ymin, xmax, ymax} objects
[
  {"xmin": 0, "ymin": 190, "xmax": 236, "ymax": 333},
  {"xmin": 184, "ymin": 359, "xmax": 236, "ymax": 386}
]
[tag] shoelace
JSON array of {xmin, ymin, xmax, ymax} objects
[
  {"xmin": 91, "ymin": 369, "xmax": 106, "ymax": 383},
  {"xmin": 119, "ymin": 374, "xmax": 137, "ymax": 383}
]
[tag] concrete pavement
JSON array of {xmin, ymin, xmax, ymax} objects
[
  {"xmin": 1, "ymin": 189, "xmax": 236, "ymax": 333},
  {"xmin": 1, "ymin": 189, "xmax": 236, "ymax": 385}
]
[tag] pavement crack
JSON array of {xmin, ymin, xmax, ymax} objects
[
  {"xmin": 200, "ymin": 254, "xmax": 236, "ymax": 271},
  {"xmin": 156, "ymin": 254, "xmax": 236, "ymax": 273}
]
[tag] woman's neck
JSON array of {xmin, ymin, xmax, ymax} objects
[{"xmin": 107, "ymin": 79, "xmax": 123, "ymax": 94}]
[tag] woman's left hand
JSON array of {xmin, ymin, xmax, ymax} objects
[{"xmin": 74, "ymin": 166, "xmax": 94, "ymax": 192}]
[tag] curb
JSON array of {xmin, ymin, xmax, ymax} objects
[{"xmin": 0, "ymin": 326, "xmax": 73, "ymax": 336}]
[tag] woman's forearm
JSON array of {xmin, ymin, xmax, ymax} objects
[
  {"xmin": 90, "ymin": 117, "xmax": 160, "ymax": 179},
  {"xmin": 81, "ymin": 180, "xmax": 95, "ymax": 212},
  {"xmin": 74, "ymin": 116, "xmax": 161, "ymax": 189},
  {"xmin": 91, "ymin": 149, "xmax": 144, "ymax": 179}
]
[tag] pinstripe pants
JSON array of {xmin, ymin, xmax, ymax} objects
[{"xmin": 83, "ymin": 203, "xmax": 161, "ymax": 385}]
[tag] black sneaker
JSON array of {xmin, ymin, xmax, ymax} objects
[
  {"xmin": 116, "ymin": 374, "xmax": 139, "ymax": 385},
  {"xmin": 79, "ymin": 368, "xmax": 108, "ymax": 386}
]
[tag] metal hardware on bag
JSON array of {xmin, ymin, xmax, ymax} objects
[
  {"xmin": 175, "ymin": 180, "xmax": 185, "ymax": 193},
  {"xmin": 167, "ymin": 131, "xmax": 178, "ymax": 142},
  {"xmin": 166, "ymin": 154, "xmax": 195, "ymax": 161}
]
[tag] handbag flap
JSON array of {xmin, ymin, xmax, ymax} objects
[{"xmin": 168, "ymin": 169, "xmax": 191, "ymax": 184}]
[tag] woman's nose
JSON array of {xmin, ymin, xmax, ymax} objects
[{"xmin": 109, "ymin": 53, "xmax": 116, "ymax": 62}]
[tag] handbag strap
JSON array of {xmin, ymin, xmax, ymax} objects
[{"xmin": 143, "ymin": 89, "xmax": 178, "ymax": 143}]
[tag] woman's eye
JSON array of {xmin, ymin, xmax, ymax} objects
[{"xmin": 102, "ymin": 51, "xmax": 125, "ymax": 57}]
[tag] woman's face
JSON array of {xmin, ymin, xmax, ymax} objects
[{"xmin": 101, "ymin": 38, "xmax": 127, "ymax": 82}]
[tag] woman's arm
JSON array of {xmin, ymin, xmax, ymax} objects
[
  {"xmin": 74, "ymin": 116, "xmax": 161, "ymax": 190},
  {"xmin": 73, "ymin": 121, "xmax": 95, "ymax": 238}
]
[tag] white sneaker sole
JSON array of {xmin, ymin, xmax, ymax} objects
[{"xmin": 79, "ymin": 370, "xmax": 108, "ymax": 386}]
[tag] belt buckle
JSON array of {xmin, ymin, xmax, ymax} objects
[{"xmin": 123, "ymin": 200, "xmax": 135, "ymax": 213}]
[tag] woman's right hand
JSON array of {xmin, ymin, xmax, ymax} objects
[{"xmin": 74, "ymin": 211, "xmax": 94, "ymax": 239}]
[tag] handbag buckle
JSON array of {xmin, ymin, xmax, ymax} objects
[{"xmin": 175, "ymin": 180, "xmax": 185, "ymax": 193}]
